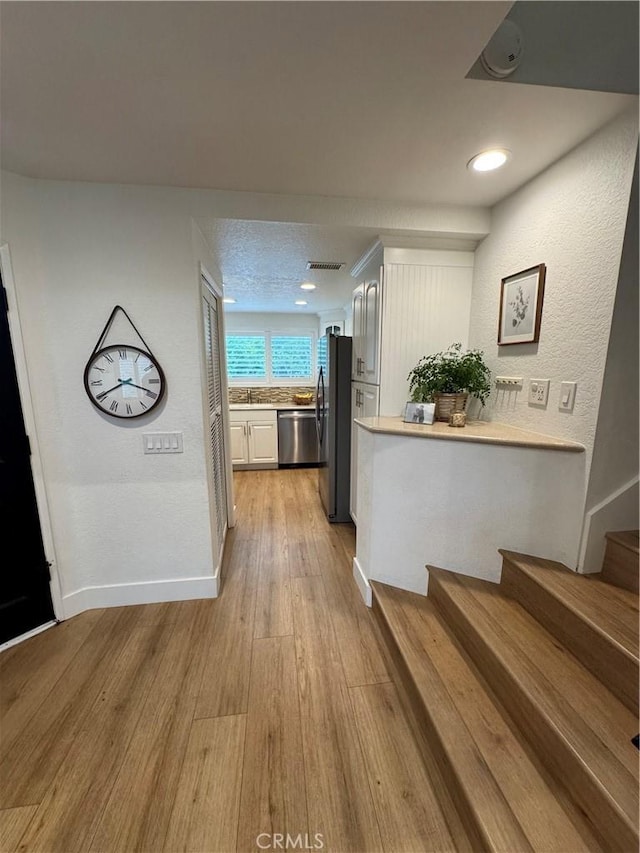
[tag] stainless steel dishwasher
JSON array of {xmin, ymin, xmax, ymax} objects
[{"xmin": 277, "ymin": 409, "xmax": 319, "ymax": 466}]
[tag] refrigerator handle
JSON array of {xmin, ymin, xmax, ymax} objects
[{"xmin": 315, "ymin": 367, "xmax": 325, "ymax": 444}]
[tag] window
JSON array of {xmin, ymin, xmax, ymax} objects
[
  {"xmin": 226, "ymin": 331, "xmax": 316, "ymax": 384},
  {"xmin": 317, "ymin": 335, "xmax": 328, "ymax": 375},
  {"xmin": 225, "ymin": 334, "xmax": 267, "ymax": 382}
]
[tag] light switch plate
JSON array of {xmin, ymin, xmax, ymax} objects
[
  {"xmin": 143, "ymin": 432, "xmax": 184, "ymax": 454},
  {"xmin": 559, "ymin": 381, "xmax": 577, "ymax": 412},
  {"xmin": 528, "ymin": 378, "xmax": 550, "ymax": 407}
]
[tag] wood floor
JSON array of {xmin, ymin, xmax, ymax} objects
[{"xmin": 0, "ymin": 469, "xmax": 461, "ymax": 853}]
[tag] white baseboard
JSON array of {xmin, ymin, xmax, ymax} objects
[
  {"xmin": 0, "ymin": 620, "xmax": 57, "ymax": 654},
  {"xmin": 579, "ymin": 476, "xmax": 639, "ymax": 573},
  {"xmin": 353, "ymin": 557, "xmax": 372, "ymax": 607},
  {"xmin": 62, "ymin": 575, "xmax": 219, "ymax": 619}
]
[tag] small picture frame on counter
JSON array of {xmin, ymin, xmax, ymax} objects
[{"xmin": 403, "ymin": 402, "xmax": 435, "ymax": 425}]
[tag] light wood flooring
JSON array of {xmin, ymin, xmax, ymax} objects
[{"xmin": 1, "ymin": 469, "xmax": 460, "ymax": 853}]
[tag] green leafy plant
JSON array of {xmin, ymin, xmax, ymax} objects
[{"xmin": 407, "ymin": 343, "xmax": 491, "ymax": 406}]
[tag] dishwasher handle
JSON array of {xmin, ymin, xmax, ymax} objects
[{"xmin": 278, "ymin": 411, "xmax": 316, "ymax": 419}]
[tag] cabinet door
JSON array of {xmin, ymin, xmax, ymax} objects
[
  {"xmin": 351, "ymin": 284, "xmax": 364, "ymax": 380},
  {"xmin": 363, "ymin": 272, "xmax": 381, "ymax": 384},
  {"xmin": 230, "ymin": 422, "xmax": 249, "ymax": 465},
  {"xmin": 248, "ymin": 421, "xmax": 278, "ymax": 464},
  {"xmin": 350, "ymin": 383, "xmax": 363, "ymax": 524},
  {"xmin": 361, "ymin": 383, "xmax": 380, "ymax": 419}
]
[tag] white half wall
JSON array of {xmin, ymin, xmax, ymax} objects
[{"xmin": 355, "ymin": 425, "xmax": 586, "ymax": 597}]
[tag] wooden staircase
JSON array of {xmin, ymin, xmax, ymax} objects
[
  {"xmin": 371, "ymin": 538, "xmax": 639, "ymax": 853},
  {"xmin": 602, "ymin": 530, "xmax": 639, "ymax": 593}
]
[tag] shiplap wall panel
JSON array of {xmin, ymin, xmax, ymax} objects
[{"xmin": 379, "ymin": 261, "xmax": 473, "ymax": 416}]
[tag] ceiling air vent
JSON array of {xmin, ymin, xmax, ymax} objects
[{"xmin": 306, "ymin": 261, "xmax": 345, "ymax": 271}]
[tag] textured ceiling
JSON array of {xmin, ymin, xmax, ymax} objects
[{"xmin": 202, "ymin": 220, "xmax": 380, "ymax": 313}]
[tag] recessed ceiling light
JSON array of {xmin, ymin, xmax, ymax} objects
[
  {"xmin": 223, "ymin": 297, "xmax": 236, "ymax": 304},
  {"xmin": 467, "ymin": 149, "xmax": 511, "ymax": 172},
  {"xmin": 295, "ymin": 300, "xmax": 308, "ymax": 306},
  {"xmin": 300, "ymin": 283, "xmax": 316, "ymax": 291}
]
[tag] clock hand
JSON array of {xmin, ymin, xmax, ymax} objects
[
  {"xmin": 96, "ymin": 379, "xmax": 129, "ymax": 400},
  {"xmin": 96, "ymin": 378, "xmax": 133, "ymax": 398},
  {"xmin": 124, "ymin": 381, "xmax": 154, "ymax": 394}
]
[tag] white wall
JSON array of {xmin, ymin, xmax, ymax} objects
[
  {"xmin": 581, "ymin": 156, "xmax": 639, "ymax": 571},
  {"xmin": 224, "ymin": 312, "xmax": 318, "ymax": 333},
  {"xmin": 379, "ymin": 248, "xmax": 475, "ymax": 416},
  {"xmin": 1, "ymin": 171, "xmax": 488, "ymax": 617},
  {"xmin": 1, "ymin": 172, "xmax": 218, "ymax": 616},
  {"xmin": 585, "ymin": 156, "xmax": 639, "ymax": 508},
  {"xmin": 468, "ymin": 108, "xmax": 638, "ymax": 472}
]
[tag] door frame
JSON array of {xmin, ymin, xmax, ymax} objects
[
  {"xmin": 198, "ymin": 264, "xmax": 236, "ymax": 551},
  {"xmin": 0, "ymin": 244, "xmax": 64, "ymax": 625}
]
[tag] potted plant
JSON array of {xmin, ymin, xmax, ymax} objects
[{"xmin": 407, "ymin": 343, "xmax": 491, "ymax": 422}]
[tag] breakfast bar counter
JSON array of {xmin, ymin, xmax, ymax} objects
[
  {"xmin": 355, "ymin": 416, "xmax": 585, "ymax": 452},
  {"xmin": 352, "ymin": 416, "xmax": 586, "ymax": 605}
]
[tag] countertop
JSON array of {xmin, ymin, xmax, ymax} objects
[
  {"xmin": 354, "ymin": 416, "xmax": 585, "ymax": 452},
  {"xmin": 229, "ymin": 403, "xmax": 315, "ymax": 411}
]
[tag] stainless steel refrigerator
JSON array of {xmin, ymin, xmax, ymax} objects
[{"xmin": 316, "ymin": 334, "xmax": 352, "ymax": 522}]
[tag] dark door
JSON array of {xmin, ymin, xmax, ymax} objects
[{"xmin": 0, "ymin": 274, "xmax": 55, "ymax": 644}]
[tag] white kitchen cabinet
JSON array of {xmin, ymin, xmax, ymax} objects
[
  {"xmin": 363, "ymin": 274, "xmax": 382, "ymax": 385},
  {"xmin": 351, "ymin": 283, "xmax": 365, "ymax": 380},
  {"xmin": 248, "ymin": 421, "xmax": 277, "ymax": 463},
  {"xmin": 229, "ymin": 409, "xmax": 278, "ymax": 468},
  {"xmin": 350, "ymin": 381, "xmax": 379, "ymax": 523},
  {"xmin": 351, "ymin": 249, "xmax": 383, "ymax": 384},
  {"xmin": 229, "ymin": 422, "xmax": 249, "ymax": 465}
]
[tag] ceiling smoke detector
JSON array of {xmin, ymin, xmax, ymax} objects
[
  {"xmin": 480, "ymin": 19, "xmax": 524, "ymax": 79},
  {"xmin": 306, "ymin": 261, "xmax": 345, "ymax": 271}
]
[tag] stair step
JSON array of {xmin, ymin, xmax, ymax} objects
[
  {"xmin": 371, "ymin": 580, "xmax": 601, "ymax": 853},
  {"xmin": 428, "ymin": 568, "xmax": 639, "ymax": 853},
  {"xmin": 499, "ymin": 550, "xmax": 639, "ymax": 714},
  {"xmin": 602, "ymin": 530, "xmax": 639, "ymax": 593}
]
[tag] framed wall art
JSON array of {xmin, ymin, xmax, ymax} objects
[{"xmin": 498, "ymin": 263, "xmax": 546, "ymax": 346}]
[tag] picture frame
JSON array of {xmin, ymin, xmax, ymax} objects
[
  {"xmin": 498, "ymin": 263, "xmax": 546, "ymax": 346},
  {"xmin": 403, "ymin": 402, "xmax": 435, "ymax": 425}
]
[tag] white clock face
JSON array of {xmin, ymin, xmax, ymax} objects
[{"xmin": 84, "ymin": 345, "xmax": 165, "ymax": 418}]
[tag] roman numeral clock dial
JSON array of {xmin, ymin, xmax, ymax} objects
[{"xmin": 83, "ymin": 345, "xmax": 165, "ymax": 419}]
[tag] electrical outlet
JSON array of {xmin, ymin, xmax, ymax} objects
[
  {"xmin": 559, "ymin": 381, "xmax": 577, "ymax": 412},
  {"xmin": 528, "ymin": 379, "xmax": 550, "ymax": 407}
]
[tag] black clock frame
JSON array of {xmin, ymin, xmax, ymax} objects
[
  {"xmin": 83, "ymin": 344, "xmax": 166, "ymax": 420},
  {"xmin": 83, "ymin": 306, "xmax": 166, "ymax": 420}
]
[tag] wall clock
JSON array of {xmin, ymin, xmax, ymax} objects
[{"xmin": 83, "ymin": 306, "xmax": 166, "ymax": 419}]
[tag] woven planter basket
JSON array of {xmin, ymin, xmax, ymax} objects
[{"xmin": 433, "ymin": 392, "xmax": 468, "ymax": 422}]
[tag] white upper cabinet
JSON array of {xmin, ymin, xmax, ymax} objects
[
  {"xmin": 362, "ymin": 272, "xmax": 382, "ymax": 385},
  {"xmin": 351, "ymin": 283, "xmax": 365, "ymax": 380}
]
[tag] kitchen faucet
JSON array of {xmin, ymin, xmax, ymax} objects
[{"xmin": 246, "ymin": 388, "xmax": 253, "ymax": 403}]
